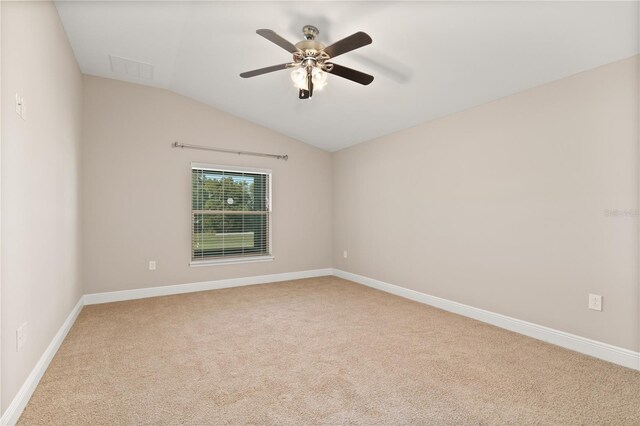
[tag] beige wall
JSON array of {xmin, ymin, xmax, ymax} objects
[
  {"xmin": 81, "ymin": 75, "xmax": 332, "ymax": 294},
  {"xmin": 1, "ymin": 3, "xmax": 637, "ymax": 414},
  {"xmin": 1, "ymin": 0, "xmax": 83, "ymax": 413},
  {"xmin": 333, "ymin": 56, "xmax": 639, "ymax": 351}
]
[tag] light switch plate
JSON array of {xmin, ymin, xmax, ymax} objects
[
  {"xmin": 15, "ymin": 93, "xmax": 22, "ymax": 117},
  {"xmin": 15, "ymin": 93, "xmax": 26, "ymax": 120}
]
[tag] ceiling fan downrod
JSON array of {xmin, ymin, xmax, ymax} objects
[{"xmin": 302, "ymin": 25, "xmax": 319, "ymax": 41}]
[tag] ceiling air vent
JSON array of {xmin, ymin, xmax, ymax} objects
[{"xmin": 109, "ymin": 55, "xmax": 154, "ymax": 80}]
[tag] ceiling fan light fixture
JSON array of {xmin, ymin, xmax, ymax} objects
[
  {"xmin": 241, "ymin": 26, "xmax": 374, "ymax": 99},
  {"xmin": 290, "ymin": 67, "xmax": 307, "ymax": 89},
  {"xmin": 312, "ymin": 68, "xmax": 327, "ymax": 90},
  {"xmin": 312, "ymin": 68, "xmax": 327, "ymax": 83}
]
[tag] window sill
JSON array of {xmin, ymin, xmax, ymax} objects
[{"xmin": 190, "ymin": 255, "xmax": 274, "ymax": 267}]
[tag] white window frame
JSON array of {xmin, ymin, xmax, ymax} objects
[{"xmin": 189, "ymin": 163, "xmax": 273, "ymax": 267}]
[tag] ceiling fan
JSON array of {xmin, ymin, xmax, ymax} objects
[{"xmin": 240, "ymin": 25, "xmax": 374, "ymax": 99}]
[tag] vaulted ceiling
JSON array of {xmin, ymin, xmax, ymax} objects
[{"xmin": 55, "ymin": 1, "xmax": 638, "ymax": 151}]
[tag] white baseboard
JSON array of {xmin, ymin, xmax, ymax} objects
[
  {"xmin": 84, "ymin": 268, "xmax": 333, "ymax": 305},
  {"xmin": 332, "ymin": 269, "xmax": 640, "ymax": 371},
  {"xmin": 4, "ymin": 267, "xmax": 637, "ymax": 425},
  {"xmin": 1, "ymin": 297, "xmax": 84, "ymax": 426}
]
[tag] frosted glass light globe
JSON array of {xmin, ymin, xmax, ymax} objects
[
  {"xmin": 312, "ymin": 68, "xmax": 327, "ymax": 84},
  {"xmin": 290, "ymin": 68, "xmax": 306, "ymax": 88},
  {"xmin": 311, "ymin": 68, "xmax": 328, "ymax": 90}
]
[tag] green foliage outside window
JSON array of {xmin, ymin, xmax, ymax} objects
[{"xmin": 191, "ymin": 168, "xmax": 269, "ymax": 259}]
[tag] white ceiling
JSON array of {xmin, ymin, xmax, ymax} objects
[{"xmin": 55, "ymin": 1, "xmax": 639, "ymax": 152}]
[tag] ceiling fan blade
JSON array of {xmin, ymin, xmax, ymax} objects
[
  {"xmin": 256, "ymin": 29, "xmax": 300, "ymax": 54},
  {"xmin": 240, "ymin": 63, "xmax": 291, "ymax": 78},
  {"xmin": 323, "ymin": 32, "xmax": 372, "ymax": 59},
  {"xmin": 327, "ymin": 63, "xmax": 374, "ymax": 85}
]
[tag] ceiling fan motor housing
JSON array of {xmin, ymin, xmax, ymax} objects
[
  {"xmin": 297, "ymin": 25, "xmax": 326, "ymax": 63},
  {"xmin": 295, "ymin": 39, "xmax": 325, "ymax": 52}
]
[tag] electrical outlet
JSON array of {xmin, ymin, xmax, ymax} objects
[
  {"xmin": 343, "ymin": 250, "xmax": 348, "ymax": 259},
  {"xmin": 588, "ymin": 294, "xmax": 602, "ymax": 311},
  {"xmin": 16, "ymin": 322, "xmax": 28, "ymax": 351},
  {"xmin": 149, "ymin": 260, "xmax": 156, "ymax": 271}
]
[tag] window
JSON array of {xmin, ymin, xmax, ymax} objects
[{"xmin": 191, "ymin": 163, "xmax": 272, "ymax": 265}]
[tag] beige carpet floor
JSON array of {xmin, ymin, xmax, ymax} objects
[{"xmin": 19, "ymin": 276, "xmax": 640, "ymax": 425}]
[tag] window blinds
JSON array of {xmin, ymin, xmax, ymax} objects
[{"xmin": 191, "ymin": 165, "xmax": 271, "ymax": 261}]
